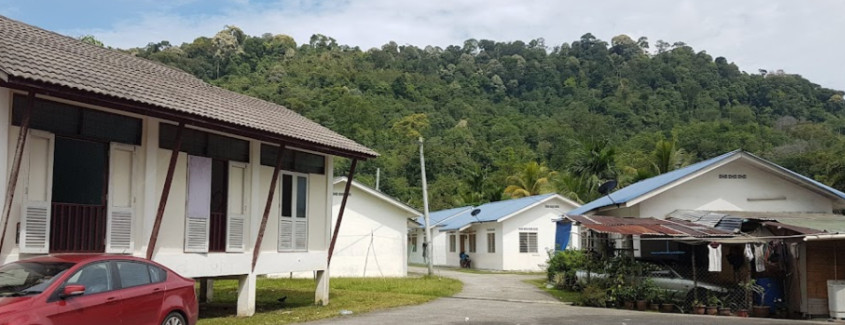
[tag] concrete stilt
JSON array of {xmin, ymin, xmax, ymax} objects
[
  {"xmin": 315, "ymin": 269, "xmax": 329, "ymax": 305},
  {"xmin": 236, "ymin": 273, "xmax": 256, "ymax": 317},
  {"xmin": 199, "ymin": 279, "xmax": 214, "ymax": 303}
]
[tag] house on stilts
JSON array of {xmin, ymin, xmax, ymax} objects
[{"xmin": 0, "ymin": 15, "xmax": 377, "ymax": 316}]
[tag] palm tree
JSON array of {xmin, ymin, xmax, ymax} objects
[
  {"xmin": 651, "ymin": 138, "xmax": 690, "ymax": 175},
  {"xmin": 570, "ymin": 140, "xmax": 617, "ymax": 180},
  {"xmin": 503, "ymin": 162, "xmax": 557, "ymax": 198}
]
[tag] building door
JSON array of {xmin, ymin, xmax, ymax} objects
[
  {"xmin": 50, "ymin": 137, "xmax": 108, "ymax": 252},
  {"xmin": 460, "ymin": 234, "xmax": 467, "ymax": 253}
]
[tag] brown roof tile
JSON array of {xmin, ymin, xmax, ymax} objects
[{"xmin": 0, "ymin": 15, "xmax": 377, "ymax": 158}]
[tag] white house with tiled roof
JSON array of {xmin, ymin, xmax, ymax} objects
[{"xmin": 0, "ymin": 15, "xmax": 376, "ymax": 317}]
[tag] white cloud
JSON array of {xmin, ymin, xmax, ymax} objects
[{"xmin": 68, "ymin": 0, "xmax": 845, "ymax": 90}]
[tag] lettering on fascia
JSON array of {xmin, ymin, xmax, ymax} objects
[{"xmin": 718, "ymin": 174, "xmax": 747, "ymax": 179}]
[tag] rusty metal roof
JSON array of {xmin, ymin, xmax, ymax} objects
[{"xmin": 563, "ymin": 215, "xmax": 736, "ymax": 238}]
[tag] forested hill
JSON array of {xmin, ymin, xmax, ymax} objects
[{"xmin": 126, "ymin": 27, "xmax": 845, "ymax": 211}]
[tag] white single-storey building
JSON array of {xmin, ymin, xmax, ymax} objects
[
  {"xmin": 562, "ymin": 150, "xmax": 845, "ymax": 317},
  {"xmin": 0, "ymin": 16, "xmax": 377, "ymax": 317},
  {"xmin": 408, "ymin": 206, "xmax": 472, "ymax": 266},
  {"xmin": 412, "ymin": 194, "xmax": 580, "ymax": 271},
  {"xmin": 328, "ymin": 177, "xmax": 419, "ymax": 277}
]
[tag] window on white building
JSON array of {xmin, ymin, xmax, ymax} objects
[
  {"xmin": 279, "ymin": 173, "xmax": 308, "ymax": 251},
  {"xmin": 410, "ymin": 235, "xmax": 418, "ymax": 252},
  {"xmin": 519, "ymin": 232, "xmax": 537, "ymax": 253},
  {"xmin": 468, "ymin": 234, "xmax": 476, "ymax": 253},
  {"xmin": 449, "ymin": 234, "xmax": 456, "ymax": 252},
  {"xmin": 487, "ymin": 233, "xmax": 495, "ymax": 253}
]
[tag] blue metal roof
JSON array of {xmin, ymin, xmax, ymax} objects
[
  {"xmin": 438, "ymin": 193, "xmax": 559, "ymax": 231},
  {"xmin": 568, "ymin": 150, "xmax": 845, "ymax": 215}
]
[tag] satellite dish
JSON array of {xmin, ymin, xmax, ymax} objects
[
  {"xmin": 470, "ymin": 208, "xmax": 482, "ymax": 222},
  {"xmin": 598, "ymin": 180, "xmax": 618, "ymax": 195}
]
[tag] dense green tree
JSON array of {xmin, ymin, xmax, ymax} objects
[{"xmin": 127, "ymin": 30, "xmax": 845, "ymax": 211}]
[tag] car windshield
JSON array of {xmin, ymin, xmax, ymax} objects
[{"xmin": 0, "ymin": 261, "xmax": 74, "ymax": 296}]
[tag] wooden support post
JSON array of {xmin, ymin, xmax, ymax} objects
[
  {"xmin": 0, "ymin": 92, "xmax": 34, "ymax": 253},
  {"xmin": 327, "ymin": 159, "xmax": 358, "ymax": 266},
  {"xmin": 251, "ymin": 144, "xmax": 285, "ymax": 271},
  {"xmin": 146, "ymin": 122, "xmax": 185, "ymax": 260},
  {"xmin": 692, "ymin": 245, "xmax": 698, "ymax": 303}
]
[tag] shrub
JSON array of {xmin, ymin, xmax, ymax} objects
[
  {"xmin": 581, "ymin": 284, "xmax": 608, "ymax": 307},
  {"xmin": 546, "ymin": 249, "xmax": 586, "ymax": 289}
]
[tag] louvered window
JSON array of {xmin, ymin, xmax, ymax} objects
[
  {"xmin": 468, "ymin": 234, "xmax": 477, "ymax": 253},
  {"xmin": 279, "ymin": 172, "xmax": 308, "ymax": 251},
  {"xmin": 449, "ymin": 234, "xmax": 456, "ymax": 253},
  {"xmin": 519, "ymin": 232, "xmax": 538, "ymax": 253},
  {"xmin": 487, "ymin": 233, "xmax": 495, "ymax": 253}
]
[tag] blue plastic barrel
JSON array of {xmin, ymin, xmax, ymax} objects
[{"xmin": 754, "ymin": 277, "xmax": 784, "ymax": 313}]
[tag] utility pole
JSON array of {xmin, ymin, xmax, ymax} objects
[{"xmin": 419, "ymin": 137, "xmax": 434, "ymax": 276}]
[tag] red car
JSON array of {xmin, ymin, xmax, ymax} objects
[{"xmin": 0, "ymin": 254, "xmax": 198, "ymax": 325}]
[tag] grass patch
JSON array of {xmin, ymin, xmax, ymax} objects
[
  {"xmin": 198, "ymin": 276, "xmax": 461, "ymax": 324},
  {"xmin": 524, "ymin": 278, "xmax": 581, "ymax": 303}
]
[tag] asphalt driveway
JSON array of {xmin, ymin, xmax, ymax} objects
[{"xmin": 305, "ymin": 267, "xmax": 832, "ymax": 325}]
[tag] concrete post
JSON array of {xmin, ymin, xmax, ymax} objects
[
  {"xmin": 237, "ymin": 273, "xmax": 256, "ymax": 317},
  {"xmin": 315, "ymin": 269, "xmax": 329, "ymax": 305},
  {"xmin": 199, "ymin": 279, "xmax": 214, "ymax": 303}
]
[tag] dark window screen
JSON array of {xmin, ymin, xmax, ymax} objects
[
  {"xmin": 12, "ymin": 94, "xmax": 141, "ymax": 145},
  {"xmin": 159, "ymin": 123, "xmax": 249, "ymax": 162},
  {"xmin": 259, "ymin": 144, "xmax": 325, "ymax": 174},
  {"xmin": 296, "ymin": 176, "xmax": 307, "ymax": 218},
  {"xmin": 282, "ymin": 175, "xmax": 292, "ymax": 217},
  {"xmin": 52, "ymin": 137, "xmax": 107, "ymax": 205}
]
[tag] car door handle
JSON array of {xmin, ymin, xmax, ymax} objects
[
  {"xmin": 106, "ymin": 296, "xmax": 118, "ymax": 304},
  {"xmin": 153, "ymin": 288, "xmax": 162, "ymax": 292}
]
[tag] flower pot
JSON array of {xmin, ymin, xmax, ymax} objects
[
  {"xmin": 706, "ymin": 306, "xmax": 718, "ymax": 315},
  {"xmin": 624, "ymin": 301, "xmax": 635, "ymax": 310},
  {"xmin": 660, "ymin": 303, "xmax": 674, "ymax": 313},
  {"xmin": 636, "ymin": 300, "xmax": 648, "ymax": 311},
  {"xmin": 735, "ymin": 309, "xmax": 749, "ymax": 317},
  {"xmin": 751, "ymin": 305, "xmax": 769, "ymax": 317},
  {"xmin": 649, "ymin": 303, "xmax": 660, "ymax": 311},
  {"xmin": 718, "ymin": 307, "xmax": 732, "ymax": 316},
  {"xmin": 693, "ymin": 305, "xmax": 706, "ymax": 314}
]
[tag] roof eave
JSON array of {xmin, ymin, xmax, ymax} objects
[
  {"xmin": 335, "ymin": 178, "xmax": 421, "ymax": 216},
  {"xmin": 2, "ymin": 77, "xmax": 377, "ymax": 160}
]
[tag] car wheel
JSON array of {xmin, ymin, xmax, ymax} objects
[{"xmin": 162, "ymin": 312, "xmax": 186, "ymax": 325}]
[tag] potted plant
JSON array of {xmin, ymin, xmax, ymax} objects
[
  {"xmin": 692, "ymin": 299, "xmax": 707, "ymax": 315},
  {"xmin": 616, "ymin": 286, "xmax": 635, "ymax": 310},
  {"xmin": 739, "ymin": 280, "xmax": 768, "ymax": 317},
  {"xmin": 660, "ymin": 290, "xmax": 676, "ymax": 313},
  {"xmin": 706, "ymin": 294, "xmax": 720, "ymax": 315},
  {"xmin": 647, "ymin": 287, "xmax": 661, "ymax": 311},
  {"xmin": 634, "ymin": 280, "xmax": 653, "ymax": 311},
  {"xmin": 750, "ymin": 282, "xmax": 769, "ymax": 318}
]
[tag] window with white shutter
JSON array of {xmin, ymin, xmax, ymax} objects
[
  {"xmin": 226, "ymin": 162, "xmax": 247, "ymax": 252},
  {"xmin": 184, "ymin": 155, "xmax": 211, "ymax": 253},
  {"xmin": 468, "ymin": 233, "xmax": 476, "ymax": 253},
  {"xmin": 487, "ymin": 232, "xmax": 495, "ymax": 253},
  {"xmin": 278, "ymin": 172, "xmax": 308, "ymax": 251},
  {"xmin": 449, "ymin": 234, "xmax": 456, "ymax": 253},
  {"xmin": 20, "ymin": 131, "xmax": 54, "ymax": 254},
  {"xmin": 106, "ymin": 143, "xmax": 135, "ymax": 253}
]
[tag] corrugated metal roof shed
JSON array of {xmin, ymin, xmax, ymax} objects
[
  {"xmin": 564, "ymin": 215, "xmax": 736, "ymax": 238},
  {"xmin": 667, "ymin": 210, "xmax": 744, "ymax": 233},
  {"xmin": 723, "ymin": 211, "xmax": 845, "ymax": 234}
]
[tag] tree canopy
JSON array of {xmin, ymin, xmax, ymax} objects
[{"xmin": 129, "ymin": 29, "xmax": 845, "ymax": 211}]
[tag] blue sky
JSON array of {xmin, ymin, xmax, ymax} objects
[{"xmin": 2, "ymin": 0, "xmax": 844, "ymax": 91}]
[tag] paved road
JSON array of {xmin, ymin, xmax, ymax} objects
[{"xmin": 306, "ymin": 267, "xmax": 832, "ymax": 325}]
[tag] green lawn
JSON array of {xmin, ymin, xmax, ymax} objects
[
  {"xmin": 198, "ymin": 276, "xmax": 462, "ymax": 324},
  {"xmin": 524, "ymin": 278, "xmax": 582, "ymax": 303}
]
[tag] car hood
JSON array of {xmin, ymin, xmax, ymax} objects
[{"xmin": 0, "ymin": 296, "xmax": 33, "ymax": 313}]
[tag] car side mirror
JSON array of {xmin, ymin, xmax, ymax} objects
[{"xmin": 61, "ymin": 285, "xmax": 85, "ymax": 298}]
